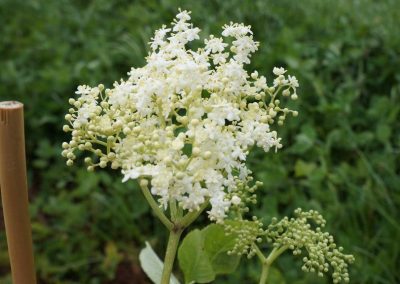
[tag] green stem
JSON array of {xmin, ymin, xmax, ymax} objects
[
  {"xmin": 161, "ymin": 228, "xmax": 183, "ymax": 284},
  {"xmin": 170, "ymin": 199, "xmax": 178, "ymax": 221},
  {"xmin": 255, "ymin": 245, "xmax": 289, "ymax": 284},
  {"xmin": 160, "ymin": 201, "xmax": 209, "ymax": 283},
  {"xmin": 139, "ymin": 181, "xmax": 209, "ymax": 283},
  {"xmin": 259, "ymin": 264, "xmax": 270, "ymax": 284},
  {"xmin": 139, "ymin": 180, "xmax": 173, "ymax": 231},
  {"xmin": 180, "ymin": 199, "xmax": 209, "ymax": 227}
]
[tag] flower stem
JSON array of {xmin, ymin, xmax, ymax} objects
[
  {"xmin": 170, "ymin": 199, "xmax": 178, "ymax": 221},
  {"xmin": 180, "ymin": 199, "xmax": 209, "ymax": 227},
  {"xmin": 255, "ymin": 244, "xmax": 288, "ymax": 284},
  {"xmin": 139, "ymin": 179, "xmax": 173, "ymax": 231},
  {"xmin": 139, "ymin": 180, "xmax": 209, "ymax": 283},
  {"xmin": 259, "ymin": 263, "xmax": 270, "ymax": 284},
  {"xmin": 161, "ymin": 227, "xmax": 183, "ymax": 284}
]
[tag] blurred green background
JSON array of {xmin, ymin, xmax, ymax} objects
[{"xmin": 1, "ymin": 0, "xmax": 399, "ymax": 283}]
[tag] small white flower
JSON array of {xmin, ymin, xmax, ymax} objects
[
  {"xmin": 222, "ymin": 23, "xmax": 252, "ymax": 37},
  {"xmin": 75, "ymin": 85, "xmax": 91, "ymax": 96},
  {"xmin": 150, "ymin": 25, "xmax": 171, "ymax": 50},
  {"xmin": 205, "ymin": 36, "xmax": 228, "ymax": 54},
  {"xmin": 273, "ymin": 67, "xmax": 287, "ymax": 76},
  {"xmin": 176, "ymin": 9, "xmax": 191, "ymax": 21},
  {"xmin": 288, "ymin": 75, "xmax": 299, "ymax": 88},
  {"xmin": 172, "ymin": 138, "xmax": 184, "ymax": 151},
  {"xmin": 122, "ymin": 165, "xmax": 160, "ymax": 182}
]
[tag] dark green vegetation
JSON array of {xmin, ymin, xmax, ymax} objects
[{"xmin": 1, "ymin": 0, "xmax": 399, "ymax": 283}]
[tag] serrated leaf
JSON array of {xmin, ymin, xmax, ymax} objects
[
  {"xmin": 139, "ymin": 242, "xmax": 180, "ymax": 284},
  {"xmin": 178, "ymin": 230, "xmax": 215, "ymax": 284}
]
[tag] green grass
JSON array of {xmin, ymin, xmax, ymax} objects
[{"xmin": 1, "ymin": 0, "xmax": 399, "ymax": 283}]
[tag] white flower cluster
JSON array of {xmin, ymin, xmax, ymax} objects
[{"xmin": 62, "ymin": 10, "xmax": 299, "ymax": 222}]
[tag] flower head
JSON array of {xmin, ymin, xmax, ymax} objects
[{"xmin": 62, "ymin": 10, "xmax": 299, "ymax": 222}]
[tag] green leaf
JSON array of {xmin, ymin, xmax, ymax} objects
[
  {"xmin": 178, "ymin": 230, "xmax": 215, "ymax": 284},
  {"xmin": 178, "ymin": 225, "xmax": 242, "ymax": 283},
  {"xmin": 202, "ymin": 224, "xmax": 240, "ymax": 274},
  {"xmin": 139, "ymin": 242, "xmax": 180, "ymax": 284}
]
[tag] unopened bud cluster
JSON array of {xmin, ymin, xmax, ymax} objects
[
  {"xmin": 62, "ymin": 10, "xmax": 299, "ymax": 222},
  {"xmin": 265, "ymin": 209, "xmax": 355, "ymax": 283},
  {"xmin": 225, "ymin": 217, "xmax": 264, "ymax": 258},
  {"xmin": 225, "ymin": 174, "xmax": 263, "ymax": 215}
]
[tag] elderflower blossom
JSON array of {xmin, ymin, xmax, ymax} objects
[{"xmin": 61, "ymin": 10, "xmax": 299, "ymax": 222}]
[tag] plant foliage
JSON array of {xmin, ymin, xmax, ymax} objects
[{"xmin": 0, "ymin": 0, "xmax": 399, "ymax": 283}]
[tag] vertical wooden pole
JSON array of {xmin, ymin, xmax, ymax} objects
[{"xmin": 0, "ymin": 101, "xmax": 37, "ymax": 284}]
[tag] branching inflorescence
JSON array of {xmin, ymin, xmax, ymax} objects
[
  {"xmin": 62, "ymin": 10, "xmax": 298, "ymax": 222},
  {"xmin": 265, "ymin": 209, "xmax": 355, "ymax": 283},
  {"xmin": 225, "ymin": 208, "xmax": 355, "ymax": 283},
  {"xmin": 62, "ymin": 10, "xmax": 354, "ymax": 283}
]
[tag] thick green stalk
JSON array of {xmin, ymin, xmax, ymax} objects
[
  {"xmin": 161, "ymin": 227, "xmax": 183, "ymax": 284},
  {"xmin": 259, "ymin": 264, "xmax": 270, "ymax": 284},
  {"xmin": 160, "ymin": 201, "xmax": 209, "ymax": 283},
  {"xmin": 139, "ymin": 180, "xmax": 210, "ymax": 283}
]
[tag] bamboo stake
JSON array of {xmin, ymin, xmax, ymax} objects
[{"xmin": 0, "ymin": 101, "xmax": 37, "ymax": 284}]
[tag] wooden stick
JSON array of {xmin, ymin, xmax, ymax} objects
[{"xmin": 0, "ymin": 101, "xmax": 37, "ymax": 284}]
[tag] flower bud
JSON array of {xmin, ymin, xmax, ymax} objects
[
  {"xmin": 191, "ymin": 119, "xmax": 199, "ymax": 126},
  {"xmin": 192, "ymin": 147, "xmax": 201, "ymax": 156},
  {"xmin": 231, "ymin": 195, "xmax": 241, "ymax": 205},
  {"xmin": 283, "ymin": 89, "xmax": 290, "ymax": 96},
  {"xmin": 176, "ymin": 172, "xmax": 185, "ymax": 179},
  {"xmin": 123, "ymin": 127, "xmax": 131, "ymax": 135},
  {"xmin": 180, "ymin": 116, "xmax": 189, "ymax": 125},
  {"xmin": 203, "ymin": 151, "xmax": 212, "ymax": 159},
  {"xmin": 63, "ymin": 125, "xmax": 70, "ymax": 132}
]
